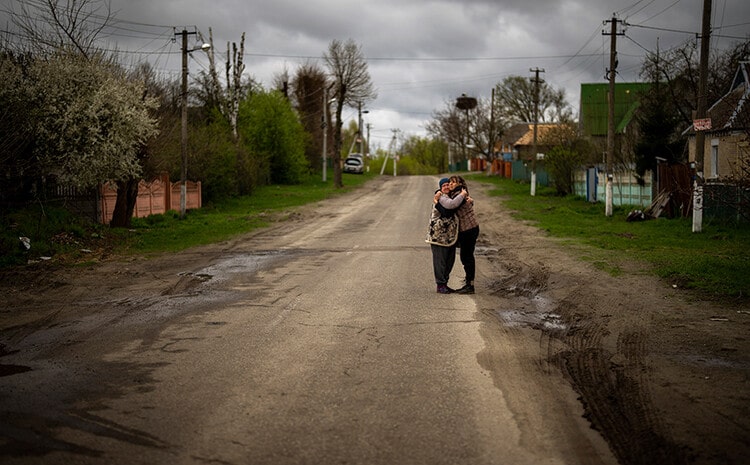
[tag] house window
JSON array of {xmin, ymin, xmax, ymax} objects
[{"xmin": 710, "ymin": 139, "xmax": 719, "ymax": 178}]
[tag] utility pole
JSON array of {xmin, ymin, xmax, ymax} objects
[
  {"xmin": 364, "ymin": 123, "xmax": 370, "ymax": 165},
  {"xmin": 603, "ymin": 16, "xmax": 623, "ymax": 217},
  {"xmin": 692, "ymin": 0, "xmax": 712, "ymax": 233},
  {"xmin": 178, "ymin": 28, "xmax": 196, "ymax": 219},
  {"xmin": 357, "ymin": 101, "xmax": 363, "ymax": 154},
  {"xmin": 381, "ymin": 129, "xmax": 399, "ymax": 176},
  {"xmin": 530, "ymin": 68, "xmax": 544, "ymax": 196},
  {"xmin": 175, "ymin": 29, "xmax": 210, "ymax": 219},
  {"xmin": 356, "ymin": 101, "xmax": 369, "ymax": 173},
  {"xmin": 392, "ymin": 129, "xmax": 399, "ymax": 177},
  {"xmin": 490, "ymin": 87, "xmax": 496, "ymax": 172},
  {"xmin": 322, "ymin": 87, "xmax": 329, "ymax": 182},
  {"xmin": 456, "ymin": 94, "xmax": 477, "ymax": 169},
  {"xmin": 357, "ymin": 101, "xmax": 369, "ymax": 154}
]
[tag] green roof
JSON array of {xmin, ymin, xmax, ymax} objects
[{"xmin": 580, "ymin": 82, "xmax": 650, "ymax": 136}]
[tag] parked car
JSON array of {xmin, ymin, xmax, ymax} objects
[{"xmin": 343, "ymin": 157, "xmax": 364, "ymax": 174}]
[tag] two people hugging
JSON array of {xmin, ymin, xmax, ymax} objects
[{"xmin": 426, "ymin": 175, "xmax": 480, "ymax": 294}]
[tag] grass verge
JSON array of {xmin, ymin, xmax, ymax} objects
[
  {"xmin": 468, "ymin": 174, "xmax": 750, "ymax": 305},
  {"xmin": 1, "ymin": 172, "xmax": 372, "ymax": 267}
]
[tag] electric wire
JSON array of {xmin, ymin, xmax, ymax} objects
[{"xmin": 638, "ymin": 0, "xmax": 683, "ymax": 24}]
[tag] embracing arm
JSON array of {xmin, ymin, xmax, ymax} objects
[{"xmin": 437, "ymin": 190, "xmax": 466, "ymax": 209}]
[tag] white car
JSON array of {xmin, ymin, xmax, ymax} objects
[{"xmin": 343, "ymin": 157, "xmax": 364, "ymax": 174}]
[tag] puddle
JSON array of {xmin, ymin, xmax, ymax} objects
[
  {"xmin": 475, "ymin": 246, "xmax": 499, "ymax": 256},
  {"xmin": 184, "ymin": 251, "xmax": 286, "ymax": 286},
  {"xmin": 495, "ymin": 309, "xmax": 568, "ymax": 332}
]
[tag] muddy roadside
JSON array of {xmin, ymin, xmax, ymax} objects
[{"xmin": 471, "ymin": 181, "xmax": 749, "ymax": 465}]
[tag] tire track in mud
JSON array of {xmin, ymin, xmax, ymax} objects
[{"xmin": 481, "ymin": 237, "xmax": 689, "ymax": 465}]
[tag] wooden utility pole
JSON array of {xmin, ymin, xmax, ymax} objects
[
  {"xmin": 490, "ymin": 87, "xmax": 496, "ymax": 169},
  {"xmin": 176, "ymin": 28, "xmax": 209, "ymax": 219},
  {"xmin": 603, "ymin": 16, "xmax": 622, "ymax": 217},
  {"xmin": 692, "ymin": 0, "xmax": 712, "ymax": 233},
  {"xmin": 322, "ymin": 87, "xmax": 329, "ymax": 182},
  {"xmin": 530, "ymin": 68, "xmax": 544, "ymax": 196},
  {"xmin": 178, "ymin": 29, "xmax": 194, "ymax": 219},
  {"xmin": 456, "ymin": 94, "xmax": 477, "ymax": 168}
]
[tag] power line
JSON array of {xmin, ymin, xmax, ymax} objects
[
  {"xmin": 244, "ymin": 51, "xmax": 605, "ymax": 63},
  {"xmin": 638, "ymin": 0, "xmax": 684, "ymax": 24},
  {"xmin": 627, "ymin": 21, "xmax": 749, "ymax": 40},
  {"xmin": 625, "ymin": 22, "xmax": 695, "ymax": 35},
  {"xmin": 617, "ymin": 0, "xmax": 652, "ymax": 17}
]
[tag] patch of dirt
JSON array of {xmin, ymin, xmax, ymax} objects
[{"xmin": 472, "ymin": 183, "xmax": 749, "ymax": 465}]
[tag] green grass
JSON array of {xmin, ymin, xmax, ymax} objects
[
  {"xmin": 468, "ymin": 174, "xmax": 750, "ymax": 304},
  {"xmin": 1, "ymin": 172, "xmax": 372, "ymax": 265}
]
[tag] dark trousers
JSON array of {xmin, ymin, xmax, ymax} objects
[
  {"xmin": 458, "ymin": 226, "xmax": 479, "ymax": 283},
  {"xmin": 431, "ymin": 243, "xmax": 456, "ymax": 285}
]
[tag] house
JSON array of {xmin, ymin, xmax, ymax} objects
[
  {"xmin": 577, "ymin": 82, "xmax": 653, "ymax": 207},
  {"xmin": 579, "ymin": 82, "xmax": 650, "ymax": 163},
  {"xmin": 686, "ymin": 61, "xmax": 750, "ymax": 180},
  {"xmin": 496, "ymin": 122, "xmax": 559, "ymax": 161},
  {"xmin": 491, "ymin": 123, "xmax": 562, "ymax": 185}
]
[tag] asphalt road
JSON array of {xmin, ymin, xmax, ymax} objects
[{"xmin": 0, "ymin": 175, "xmax": 617, "ymax": 464}]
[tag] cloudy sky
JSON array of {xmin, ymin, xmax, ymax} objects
[{"xmin": 2, "ymin": 0, "xmax": 749, "ymax": 149}]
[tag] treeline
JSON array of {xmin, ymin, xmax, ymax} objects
[{"xmin": 0, "ymin": 47, "xmax": 318, "ymax": 223}]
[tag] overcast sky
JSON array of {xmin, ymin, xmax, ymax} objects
[{"xmin": 2, "ymin": 0, "xmax": 749, "ymax": 149}]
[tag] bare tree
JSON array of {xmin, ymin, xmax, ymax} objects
[
  {"xmin": 493, "ymin": 75, "xmax": 571, "ymax": 126},
  {"xmin": 12, "ymin": 0, "xmax": 112, "ymax": 58},
  {"xmin": 426, "ymin": 98, "xmax": 495, "ymax": 162},
  {"xmin": 324, "ymin": 39, "xmax": 376, "ymax": 188},
  {"xmin": 425, "ymin": 100, "xmax": 462, "ymax": 148},
  {"xmin": 640, "ymin": 40, "xmax": 750, "ymax": 130},
  {"xmin": 202, "ymin": 28, "xmax": 246, "ymax": 142}
]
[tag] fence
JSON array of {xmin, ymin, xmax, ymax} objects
[
  {"xmin": 485, "ymin": 159, "xmax": 552, "ymax": 185},
  {"xmin": 573, "ymin": 168, "xmax": 653, "ymax": 207},
  {"xmin": 485, "ymin": 159, "xmax": 747, "ymax": 223},
  {"xmin": 99, "ymin": 174, "xmax": 202, "ymax": 224},
  {"xmin": 704, "ymin": 182, "xmax": 750, "ymax": 224},
  {"xmin": 487, "ymin": 160, "xmax": 652, "ymax": 207}
]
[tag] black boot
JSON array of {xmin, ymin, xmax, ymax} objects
[{"xmin": 456, "ymin": 281, "xmax": 474, "ymax": 294}]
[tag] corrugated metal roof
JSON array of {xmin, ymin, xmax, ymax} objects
[
  {"xmin": 580, "ymin": 82, "xmax": 650, "ymax": 136},
  {"xmin": 685, "ymin": 62, "xmax": 749, "ymax": 135}
]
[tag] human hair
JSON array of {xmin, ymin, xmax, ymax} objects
[{"xmin": 449, "ymin": 175, "xmax": 467, "ymax": 190}]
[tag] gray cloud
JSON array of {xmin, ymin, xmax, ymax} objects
[{"xmin": 2, "ymin": 0, "xmax": 748, "ymax": 142}]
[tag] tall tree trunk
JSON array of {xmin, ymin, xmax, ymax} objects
[{"xmin": 110, "ymin": 178, "xmax": 139, "ymax": 228}]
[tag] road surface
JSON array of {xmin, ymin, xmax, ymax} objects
[{"xmin": 2, "ymin": 175, "xmax": 622, "ymax": 464}]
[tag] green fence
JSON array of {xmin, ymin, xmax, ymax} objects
[
  {"xmin": 704, "ymin": 183, "xmax": 750, "ymax": 224},
  {"xmin": 510, "ymin": 161, "xmax": 550, "ymax": 186}
]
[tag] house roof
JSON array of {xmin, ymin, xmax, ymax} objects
[
  {"xmin": 501, "ymin": 123, "xmax": 559, "ymax": 147},
  {"xmin": 684, "ymin": 61, "xmax": 750, "ymax": 135},
  {"xmin": 707, "ymin": 61, "xmax": 749, "ymax": 131},
  {"xmin": 579, "ymin": 82, "xmax": 650, "ymax": 137}
]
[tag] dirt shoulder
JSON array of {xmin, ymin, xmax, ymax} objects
[
  {"xmin": 472, "ymin": 181, "xmax": 749, "ymax": 465},
  {"xmin": 1, "ymin": 176, "xmax": 748, "ymax": 465}
]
